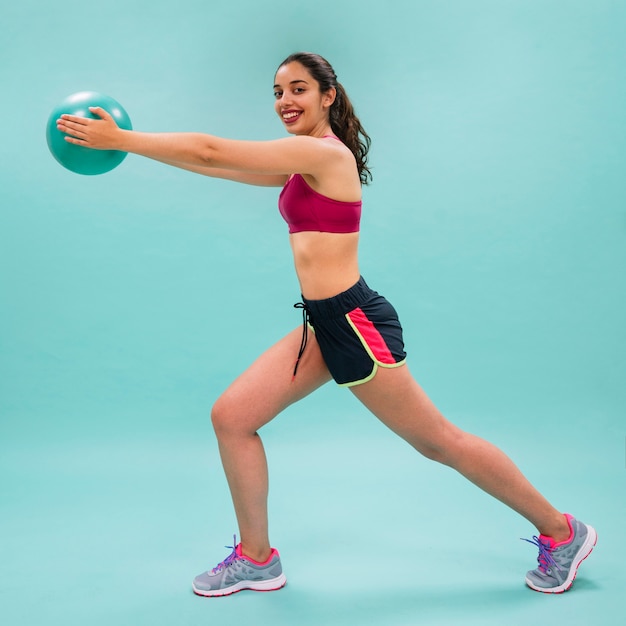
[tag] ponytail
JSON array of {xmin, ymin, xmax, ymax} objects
[
  {"xmin": 277, "ymin": 52, "xmax": 372, "ymax": 185},
  {"xmin": 329, "ymin": 82, "xmax": 372, "ymax": 185}
]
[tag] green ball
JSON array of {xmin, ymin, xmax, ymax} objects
[{"xmin": 46, "ymin": 91, "xmax": 132, "ymax": 176}]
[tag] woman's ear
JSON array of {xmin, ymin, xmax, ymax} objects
[{"xmin": 323, "ymin": 87, "xmax": 337, "ymax": 109}]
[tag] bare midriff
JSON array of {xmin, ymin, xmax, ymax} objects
[{"xmin": 289, "ymin": 231, "xmax": 361, "ymax": 300}]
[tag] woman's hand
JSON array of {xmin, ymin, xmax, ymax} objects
[{"xmin": 56, "ymin": 107, "xmax": 122, "ymax": 150}]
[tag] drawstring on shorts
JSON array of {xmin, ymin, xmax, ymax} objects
[{"xmin": 292, "ymin": 302, "xmax": 310, "ymax": 380}]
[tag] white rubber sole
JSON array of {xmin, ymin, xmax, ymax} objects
[
  {"xmin": 193, "ymin": 573, "xmax": 287, "ymax": 597},
  {"xmin": 526, "ymin": 525, "xmax": 597, "ymax": 594}
]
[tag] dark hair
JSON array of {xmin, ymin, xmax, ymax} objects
[{"xmin": 277, "ymin": 52, "xmax": 372, "ymax": 185}]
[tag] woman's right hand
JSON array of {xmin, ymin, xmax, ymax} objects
[{"xmin": 57, "ymin": 106, "xmax": 122, "ymax": 150}]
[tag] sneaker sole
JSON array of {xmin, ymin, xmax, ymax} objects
[
  {"xmin": 526, "ymin": 525, "xmax": 597, "ymax": 594},
  {"xmin": 192, "ymin": 573, "xmax": 287, "ymax": 597}
]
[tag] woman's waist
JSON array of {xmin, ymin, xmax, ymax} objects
[
  {"xmin": 295, "ymin": 254, "xmax": 360, "ymax": 299},
  {"xmin": 291, "ymin": 232, "xmax": 360, "ymax": 298},
  {"xmin": 301, "ymin": 275, "xmax": 378, "ymax": 318}
]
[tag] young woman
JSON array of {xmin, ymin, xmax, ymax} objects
[{"xmin": 57, "ymin": 52, "xmax": 596, "ymax": 597}]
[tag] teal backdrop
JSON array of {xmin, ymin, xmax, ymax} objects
[{"xmin": 1, "ymin": 1, "xmax": 624, "ymax": 625}]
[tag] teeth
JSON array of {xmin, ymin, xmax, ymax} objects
[{"xmin": 283, "ymin": 111, "xmax": 300, "ymax": 119}]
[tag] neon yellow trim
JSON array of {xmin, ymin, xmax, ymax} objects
[
  {"xmin": 345, "ymin": 313, "xmax": 378, "ymax": 362},
  {"xmin": 339, "ymin": 313, "xmax": 407, "ymax": 386},
  {"xmin": 345, "ymin": 313, "xmax": 405, "ymax": 368},
  {"xmin": 380, "ymin": 359, "xmax": 407, "ymax": 370},
  {"xmin": 339, "ymin": 363, "xmax": 378, "ymax": 387}
]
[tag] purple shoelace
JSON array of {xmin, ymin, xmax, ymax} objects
[
  {"xmin": 521, "ymin": 535, "xmax": 562, "ymax": 572},
  {"xmin": 211, "ymin": 535, "xmax": 240, "ymax": 574}
]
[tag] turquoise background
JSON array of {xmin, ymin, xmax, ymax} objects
[{"xmin": 1, "ymin": 1, "xmax": 624, "ymax": 624}]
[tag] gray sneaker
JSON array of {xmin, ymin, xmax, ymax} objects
[
  {"xmin": 193, "ymin": 536, "xmax": 286, "ymax": 597},
  {"xmin": 523, "ymin": 514, "xmax": 597, "ymax": 593}
]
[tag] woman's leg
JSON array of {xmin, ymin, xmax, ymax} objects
[
  {"xmin": 211, "ymin": 327, "xmax": 332, "ymax": 561},
  {"xmin": 350, "ymin": 364, "xmax": 570, "ymax": 540}
]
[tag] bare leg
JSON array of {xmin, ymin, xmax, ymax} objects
[
  {"xmin": 211, "ymin": 328, "xmax": 331, "ymax": 561},
  {"xmin": 350, "ymin": 365, "xmax": 570, "ymax": 540}
]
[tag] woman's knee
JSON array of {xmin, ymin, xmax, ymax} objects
[
  {"xmin": 210, "ymin": 392, "xmax": 268, "ymax": 439},
  {"xmin": 210, "ymin": 394, "xmax": 242, "ymax": 438},
  {"xmin": 413, "ymin": 423, "xmax": 466, "ymax": 466}
]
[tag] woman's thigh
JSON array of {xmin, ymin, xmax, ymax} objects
[
  {"xmin": 212, "ymin": 327, "xmax": 332, "ymax": 435},
  {"xmin": 349, "ymin": 365, "xmax": 461, "ymax": 458}
]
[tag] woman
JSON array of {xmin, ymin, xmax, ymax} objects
[{"xmin": 57, "ymin": 52, "xmax": 596, "ymax": 597}]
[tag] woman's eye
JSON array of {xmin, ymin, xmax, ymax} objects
[{"xmin": 273, "ymin": 91, "xmax": 283, "ymax": 99}]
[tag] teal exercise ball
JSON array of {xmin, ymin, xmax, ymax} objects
[{"xmin": 46, "ymin": 91, "xmax": 132, "ymax": 176}]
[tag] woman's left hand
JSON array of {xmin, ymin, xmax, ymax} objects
[{"xmin": 57, "ymin": 106, "xmax": 123, "ymax": 150}]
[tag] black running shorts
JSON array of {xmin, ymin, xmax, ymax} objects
[{"xmin": 298, "ymin": 277, "xmax": 407, "ymax": 386}]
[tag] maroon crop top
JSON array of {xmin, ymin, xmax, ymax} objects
[{"xmin": 278, "ymin": 174, "xmax": 362, "ymax": 234}]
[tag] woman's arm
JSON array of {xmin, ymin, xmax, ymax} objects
[
  {"xmin": 57, "ymin": 106, "xmax": 346, "ymax": 180},
  {"xmin": 149, "ymin": 157, "xmax": 288, "ymax": 187}
]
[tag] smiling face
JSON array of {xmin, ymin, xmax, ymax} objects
[{"xmin": 273, "ymin": 62, "xmax": 336, "ymax": 137}]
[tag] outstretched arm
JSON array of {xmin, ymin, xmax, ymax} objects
[
  {"xmin": 147, "ymin": 157, "xmax": 288, "ymax": 187},
  {"xmin": 56, "ymin": 106, "xmax": 342, "ymax": 184}
]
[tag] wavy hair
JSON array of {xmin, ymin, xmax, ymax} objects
[{"xmin": 277, "ymin": 52, "xmax": 372, "ymax": 185}]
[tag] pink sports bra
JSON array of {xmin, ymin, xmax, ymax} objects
[
  {"xmin": 278, "ymin": 174, "xmax": 361, "ymax": 234},
  {"xmin": 278, "ymin": 135, "xmax": 361, "ymax": 234}
]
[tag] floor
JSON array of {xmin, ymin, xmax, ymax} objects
[{"xmin": 2, "ymin": 391, "xmax": 622, "ymax": 626}]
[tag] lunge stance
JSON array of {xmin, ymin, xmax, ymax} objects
[{"xmin": 56, "ymin": 52, "xmax": 596, "ymax": 597}]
